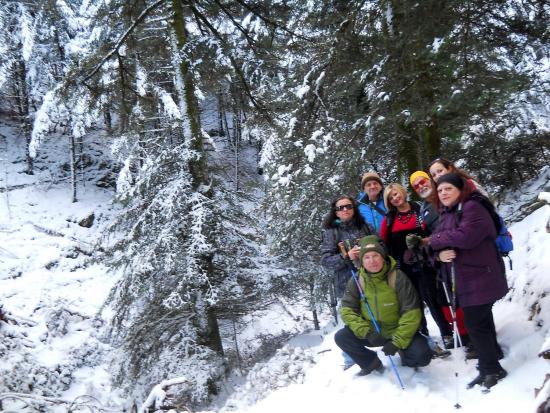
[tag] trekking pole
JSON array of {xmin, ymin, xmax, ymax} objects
[
  {"xmin": 450, "ymin": 261, "xmax": 462, "ymax": 409},
  {"xmin": 441, "ymin": 281, "xmax": 463, "ymax": 349},
  {"xmin": 350, "ymin": 269, "xmax": 405, "ymax": 390},
  {"xmin": 328, "ymin": 276, "xmax": 338, "ymax": 325}
]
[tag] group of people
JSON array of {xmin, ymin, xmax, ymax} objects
[{"xmin": 320, "ymin": 158, "xmax": 509, "ymax": 390}]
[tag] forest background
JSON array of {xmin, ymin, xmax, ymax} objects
[{"xmin": 0, "ymin": 0, "xmax": 549, "ymax": 410}]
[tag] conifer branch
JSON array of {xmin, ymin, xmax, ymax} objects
[
  {"xmin": 232, "ymin": 0, "xmax": 314, "ymax": 42},
  {"xmin": 82, "ymin": 0, "xmax": 166, "ymax": 83},
  {"xmin": 187, "ymin": 3, "xmax": 269, "ymax": 117}
]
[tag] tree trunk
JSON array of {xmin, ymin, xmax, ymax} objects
[
  {"xmin": 424, "ymin": 117, "xmax": 441, "ymax": 164},
  {"xmin": 69, "ymin": 133, "xmax": 77, "ymax": 203},
  {"xmin": 233, "ymin": 111, "xmax": 240, "ymax": 191},
  {"xmin": 171, "ymin": 0, "xmax": 208, "ymax": 190},
  {"xmin": 217, "ymin": 90, "xmax": 225, "ymax": 136},
  {"xmin": 170, "ymin": 0, "xmax": 222, "ymax": 355},
  {"xmin": 14, "ymin": 58, "xmax": 33, "ymax": 175}
]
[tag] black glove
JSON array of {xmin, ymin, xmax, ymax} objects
[
  {"xmin": 405, "ymin": 233, "xmax": 422, "ymax": 250},
  {"xmin": 382, "ymin": 340, "xmax": 399, "ymax": 356}
]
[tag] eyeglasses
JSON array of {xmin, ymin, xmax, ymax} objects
[
  {"xmin": 335, "ymin": 204, "xmax": 353, "ymax": 212},
  {"xmin": 412, "ymin": 178, "xmax": 429, "ymax": 191}
]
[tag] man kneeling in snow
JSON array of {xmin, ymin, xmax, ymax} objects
[{"xmin": 334, "ymin": 235, "xmax": 433, "ymax": 376}]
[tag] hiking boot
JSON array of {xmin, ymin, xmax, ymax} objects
[
  {"xmin": 432, "ymin": 343, "xmax": 452, "ymax": 359},
  {"xmin": 356, "ymin": 357, "xmax": 385, "ymax": 376},
  {"xmin": 466, "ymin": 373, "xmax": 485, "ymax": 389},
  {"xmin": 482, "ymin": 368, "xmax": 507, "ymax": 389}
]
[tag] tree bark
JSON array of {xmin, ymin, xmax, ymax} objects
[
  {"xmin": 69, "ymin": 133, "xmax": 77, "ymax": 203},
  {"xmin": 14, "ymin": 58, "xmax": 33, "ymax": 175}
]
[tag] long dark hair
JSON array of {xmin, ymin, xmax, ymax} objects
[
  {"xmin": 428, "ymin": 157, "xmax": 476, "ymax": 183},
  {"xmin": 322, "ymin": 195, "xmax": 366, "ymax": 229}
]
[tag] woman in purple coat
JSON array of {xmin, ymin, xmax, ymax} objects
[{"xmin": 430, "ymin": 173, "xmax": 508, "ymax": 390}]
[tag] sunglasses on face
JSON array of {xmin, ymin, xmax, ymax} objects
[
  {"xmin": 335, "ymin": 204, "xmax": 353, "ymax": 212},
  {"xmin": 413, "ymin": 178, "xmax": 429, "ymax": 191}
]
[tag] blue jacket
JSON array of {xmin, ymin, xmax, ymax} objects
[{"xmin": 357, "ymin": 193, "xmax": 386, "ymax": 234}]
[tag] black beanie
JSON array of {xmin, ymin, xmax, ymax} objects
[{"xmin": 436, "ymin": 172, "xmax": 465, "ymax": 190}]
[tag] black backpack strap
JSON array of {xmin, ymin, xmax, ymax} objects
[
  {"xmin": 455, "ymin": 202, "xmax": 464, "ymax": 225},
  {"xmin": 362, "ymin": 223, "xmax": 374, "ymax": 236},
  {"xmin": 385, "ymin": 210, "xmax": 396, "ymax": 248},
  {"xmin": 370, "ymin": 201, "xmax": 387, "ymax": 217}
]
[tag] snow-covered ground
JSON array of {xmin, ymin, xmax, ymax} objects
[
  {"xmin": 207, "ymin": 177, "xmax": 550, "ymax": 412},
  {"xmin": 1, "ymin": 116, "xmax": 549, "ymax": 412},
  {"xmin": 0, "ymin": 120, "xmax": 124, "ymax": 411}
]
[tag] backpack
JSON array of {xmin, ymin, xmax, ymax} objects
[
  {"xmin": 457, "ymin": 194, "xmax": 514, "ymax": 269},
  {"xmin": 495, "ymin": 215, "xmax": 514, "ymax": 256}
]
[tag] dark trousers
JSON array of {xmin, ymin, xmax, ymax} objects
[
  {"xmin": 463, "ymin": 303, "xmax": 503, "ymax": 374},
  {"xmin": 404, "ymin": 264, "xmax": 453, "ymax": 338},
  {"xmin": 334, "ymin": 326, "xmax": 433, "ymax": 369},
  {"xmin": 418, "ymin": 269, "xmax": 453, "ymax": 337}
]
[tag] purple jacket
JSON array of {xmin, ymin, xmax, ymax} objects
[{"xmin": 430, "ymin": 197, "xmax": 508, "ymax": 307}]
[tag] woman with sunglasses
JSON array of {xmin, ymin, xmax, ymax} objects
[
  {"xmin": 321, "ymin": 195, "xmax": 374, "ymax": 370},
  {"xmin": 321, "ymin": 196, "xmax": 374, "ymax": 298}
]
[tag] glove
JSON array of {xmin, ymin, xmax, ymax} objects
[
  {"xmin": 405, "ymin": 233, "xmax": 422, "ymax": 250},
  {"xmin": 382, "ymin": 340, "xmax": 399, "ymax": 356}
]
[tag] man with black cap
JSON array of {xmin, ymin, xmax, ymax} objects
[
  {"xmin": 357, "ymin": 171, "xmax": 386, "ymax": 234},
  {"xmin": 334, "ymin": 235, "xmax": 433, "ymax": 376}
]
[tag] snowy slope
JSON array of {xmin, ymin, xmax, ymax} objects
[
  {"xmin": 209, "ymin": 298, "xmax": 547, "ymax": 412},
  {"xmin": 206, "ymin": 181, "xmax": 550, "ymax": 413},
  {"xmin": 0, "ymin": 119, "xmax": 124, "ymax": 412}
]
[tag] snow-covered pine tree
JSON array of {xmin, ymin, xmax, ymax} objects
[
  {"xmin": 0, "ymin": 0, "xmax": 75, "ymax": 176},
  {"xmin": 77, "ymin": 0, "xmax": 296, "ymax": 405}
]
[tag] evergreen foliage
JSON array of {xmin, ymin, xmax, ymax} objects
[{"xmin": 0, "ymin": 0, "xmax": 549, "ymax": 408}]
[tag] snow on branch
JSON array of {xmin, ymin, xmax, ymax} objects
[
  {"xmin": 153, "ymin": 86, "xmax": 183, "ymax": 122},
  {"xmin": 29, "ymin": 89, "xmax": 60, "ymax": 158},
  {"xmin": 0, "ymin": 392, "xmax": 122, "ymax": 413},
  {"xmin": 82, "ymin": 0, "xmax": 166, "ymax": 83},
  {"xmin": 139, "ymin": 377, "xmax": 191, "ymax": 413}
]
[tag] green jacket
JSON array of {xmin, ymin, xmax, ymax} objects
[{"xmin": 340, "ymin": 257, "xmax": 421, "ymax": 349}]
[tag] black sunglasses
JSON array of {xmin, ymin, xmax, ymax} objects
[{"xmin": 335, "ymin": 204, "xmax": 353, "ymax": 212}]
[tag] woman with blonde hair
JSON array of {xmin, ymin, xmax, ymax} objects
[{"xmin": 379, "ymin": 183, "xmax": 450, "ymax": 357}]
